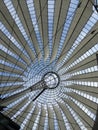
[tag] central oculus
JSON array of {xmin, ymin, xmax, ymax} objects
[{"xmin": 43, "ymin": 72, "xmax": 60, "ymax": 89}]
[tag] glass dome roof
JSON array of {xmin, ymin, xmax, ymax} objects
[{"xmin": 0, "ymin": 0, "xmax": 98, "ymax": 130}]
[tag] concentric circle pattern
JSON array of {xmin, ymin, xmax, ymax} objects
[
  {"xmin": 43, "ymin": 71, "xmax": 60, "ymax": 89},
  {"xmin": 0, "ymin": 0, "xmax": 98, "ymax": 130}
]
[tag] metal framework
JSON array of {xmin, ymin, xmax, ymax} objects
[{"xmin": 0, "ymin": 0, "xmax": 98, "ymax": 130}]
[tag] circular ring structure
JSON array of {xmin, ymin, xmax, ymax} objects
[{"xmin": 42, "ymin": 71, "xmax": 60, "ymax": 89}]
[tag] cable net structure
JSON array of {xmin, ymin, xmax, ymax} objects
[{"xmin": 0, "ymin": 0, "xmax": 98, "ymax": 130}]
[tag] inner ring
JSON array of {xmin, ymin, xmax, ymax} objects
[{"xmin": 42, "ymin": 71, "xmax": 60, "ymax": 89}]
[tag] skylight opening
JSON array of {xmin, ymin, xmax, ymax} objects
[
  {"xmin": 32, "ymin": 108, "xmax": 41, "ymax": 130},
  {"xmin": 66, "ymin": 104, "xmax": 87, "ymax": 130},
  {"xmin": 44, "ymin": 107, "xmax": 49, "ymax": 130},
  {"xmin": 69, "ymin": 66, "xmax": 98, "ymax": 77},
  {"xmin": 0, "ymin": 22, "xmax": 30, "ymax": 59},
  {"xmin": 48, "ymin": 0, "xmax": 55, "ymax": 57},
  {"xmin": 27, "ymin": 0, "xmax": 44, "ymax": 57},
  {"xmin": 1, "ymin": 87, "xmax": 31, "ymax": 99},
  {"xmin": 61, "ymin": 110, "xmax": 71, "ymax": 130},
  {"xmin": 43, "ymin": 72, "xmax": 60, "ymax": 89},
  {"xmin": 0, "ymin": 82, "xmax": 24, "ymax": 88},
  {"xmin": 59, "ymin": 43, "xmax": 98, "ymax": 74},
  {"xmin": 57, "ymin": 104, "xmax": 71, "ymax": 130},
  {"xmin": 11, "ymin": 100, "xmax": 31, "ymax": 120},
  {"xmin": 0, "ymin": 72, "xmax": 23, "ymax": 78},
  {"xmin": 4, "ymin": 0, "xmax": 36, "ymax": 56},
  {"xmin": 20, "ymin": 105, "xmax": 36, "ymax": 130},
  {"xmin": 72, "ymin": 81, "xmax": 98, "ymax": 87},
  {"xmin": 54, "ymin": 116, "xmax": 59, "ymax": 130},
  {"xmin": 0, "ymin": 44, "xmax": 26, "ymax": 65},
  {"xmin": 57, "ymin": 9, "xmax": 98, "ymax": 69},
  {"xmin": 56, "ymin": 0, "xmax": 79, "ymax": 59},
  {"xmin": 72, "ymin": 89, "xmax": 98, "ymax": 104},
  {"xmin": 0, "ymin": 59, "xmax": 23, "ymax": 70},
  {"xmin": 70, "ymin": 97, "xmax": 96, "ymax": 120},
  {"xmin": 3, "ymin": 94, "xmax": 28, "ymax": 111}
]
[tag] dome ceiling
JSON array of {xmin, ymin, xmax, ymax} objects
[{"xmin": 0, "ymin": 0, "xmax": 98, "ymax": 130}]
